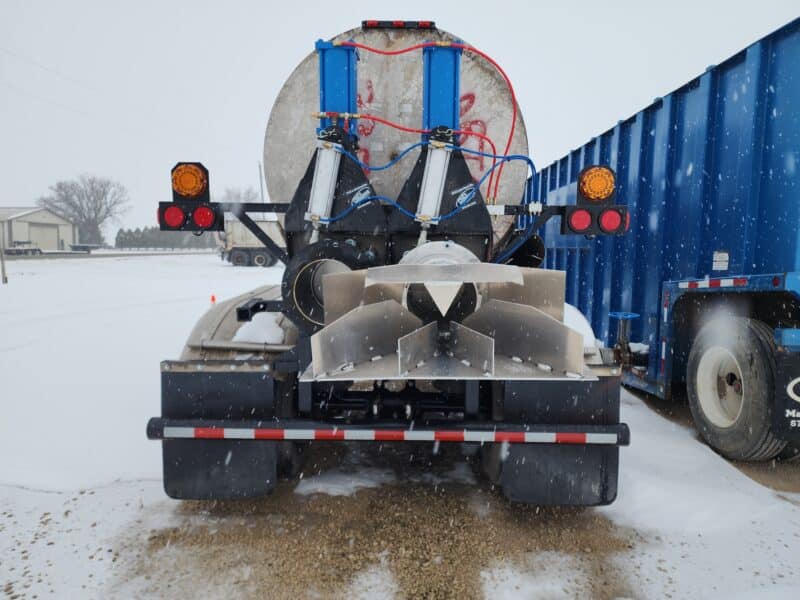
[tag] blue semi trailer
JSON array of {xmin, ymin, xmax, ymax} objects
[{"xmin": 540, "ymin": 18, "xmax": 800, "ymax": 461}]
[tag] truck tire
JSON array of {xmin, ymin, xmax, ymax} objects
[
  {"xmin": 687, "ymin": 317, "xmax": 786, "ymax": 461},
  {"xmin": 252, "ymin": 251, "xmax": 275, "ymax": 267},
  {"xmin": 230, "ymin": 249, "xmax": 249, "ymax": 266}
]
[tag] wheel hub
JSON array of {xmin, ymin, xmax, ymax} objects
[{"xmin": 697, "ymin": 346, "xmax": 745, "ymax": 428}]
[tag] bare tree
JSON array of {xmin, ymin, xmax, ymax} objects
[{"xmin": 37, "ymin": 175, "xmax": 129, "ymax": 245}]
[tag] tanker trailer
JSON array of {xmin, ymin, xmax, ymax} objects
[{"xmin": 147, "ymin": 20, "xmax": 631, "ymax": 506}]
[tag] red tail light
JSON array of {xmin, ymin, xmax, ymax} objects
[
  {"xmin": 568, "ymin": 209, "xmax": 592, "ymax": 232},
  {"xmin": 163, "ymin": 205, "xmax": 186, "ymax": 228},
  {"xmin": 599, "ymin": 209, "xmax": 622, "ymax": 233},
  {"xmin": 192, "ymin": 205, "xmax": 216, "ymax": 229}
]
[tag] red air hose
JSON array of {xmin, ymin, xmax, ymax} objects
[
  {"xmin": 339, "ymin": 40, "xmax": 519, "ymax": 200},
  {"xmin": 357, "ymin": 113, "xmax": 499, "ymax": 199}
]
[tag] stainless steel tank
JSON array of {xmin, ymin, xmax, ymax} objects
[{"xmin": 263, "ymin": 26, "xmax": 529, "ymax": 240}]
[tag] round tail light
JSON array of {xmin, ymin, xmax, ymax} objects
[
  {"xmin": 568, "ymin": 209, "xmax": 592, "ymax": 232},
  {"xmin": 192, "ymin": 206, "xmax": 216, "ymax": 229},
  {"xmin": 599, "ymin": 209, "xmax": 622, "ymax": 233},
  {"xmin": 163, "ymin": 205, "xmax": 186, "ymax": 228}
]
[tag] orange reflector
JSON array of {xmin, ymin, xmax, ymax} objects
[
  {"xmin": 579, "ymin": 166, "xmax": 615, "ymax": 201},
  {"xmin": 172, "ymin": 164, "xmax": 207, "ymax": 198}
]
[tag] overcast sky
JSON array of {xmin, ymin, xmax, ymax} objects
[{"xmin": 1, "ymin": 1, "xmax": 797, "ymax": 231}]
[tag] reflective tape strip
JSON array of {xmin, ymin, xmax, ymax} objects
[
  {"xmin": 284, "ymin": 429, "xmax": 316, "ymax": 440},
  {"xmin": 586, "ymin": 433, "xmax": 619, "ymax": 444},
  {"xmin": 344, "ymin": 430, "xmax": 375, "ymax": 441},
  {"xmin": 524, "ymin": 432, "xmax": 555, "ymax": 443},
  {"xmin": 163, "ymin": 426, "xmax": 195, "ymax": 439},
  {"xmin": 679, "ymin": 278, "xmax": 748, "ymax": 290},
  {"xmin": 157, "ymin": 427, "xmax": 621, "ymax": 445},
  {"xmin": 555, "ymin": 432, "xmax": 586, "ymax": 444},
  {"xmin": 434, "ymin": 431, "xmax": 464, "ymax": 442},
  {"xmin": 403, "ymin": 431, "xmax": 436, "ymax": 442},
  {"xmin": 254, "ymin": 429, "xmax": 285, "ymax": 440},
  {"xmin": 224, "ymin": 428, "xmax": 254, "ymax": 439},
  {"xmin": 463, "ymin": 431, "xmax": 497, "ymax": 443}
]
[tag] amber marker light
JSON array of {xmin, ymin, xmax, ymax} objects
[
  {"xmin": 172, "ymin": 163, "xmax": 208, "ymax": 198},
  {"xmin": 579, "ymin": 166, "xmax": 615, "ymax": 201}
]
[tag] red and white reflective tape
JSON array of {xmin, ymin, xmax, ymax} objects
[
  {"xmin": 161, "ymin": 426, "xmax": 620, "ymax": 445},
  {"xmin": 678, "ymin": 277, "xmax": 748, "ymax": 290}
]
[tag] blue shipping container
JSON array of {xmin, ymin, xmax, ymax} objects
[{"xmin": 540, "ymin": 18, "xmax": 800, "ymax": 399}]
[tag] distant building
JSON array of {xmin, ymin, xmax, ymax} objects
[{"xmin": 0, "ymin": 207, "xmax": 78, "ymax": 251}]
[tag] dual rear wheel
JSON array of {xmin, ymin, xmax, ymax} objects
[
  {"xmin": 687, "ymin": 317, "xmax": 786, "ymax": 461},
  {"xmin": 230, "ymin": 249, "xmax": 276, "ymax": 267}
]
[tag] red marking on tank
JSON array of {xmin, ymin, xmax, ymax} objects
[
  {"xmin": 357, "ymin": 79, "xmax": 375, "ymax": 110},
  {"xmin": 357, "ymin": 148, "xmax": 371, "ymax": 170},
  {"xmin": 733, "ymin": 278, "xmax": 748, "ymax": 286},
  {"xmin": 460, "ymin": 93, "xmax": 476, "ymax": 116}
]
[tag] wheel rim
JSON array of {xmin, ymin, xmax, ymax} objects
[
  {"xmin": 695, "ymin": 346, "xmax": 745, "ymax": 428},
  {"xmin": 253, "ymin": 254, "xmax": 266, "ymax": 266}
]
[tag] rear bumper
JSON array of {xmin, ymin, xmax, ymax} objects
[{"xmin": 146, "ymin": 417, "xmax": 630, "ymax": 446}]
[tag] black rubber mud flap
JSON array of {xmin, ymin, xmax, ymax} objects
[
  {"xmin": 485, "ymin": 376, "xmax": 622, "ymax": 506},
  {"xmin": 164, "ymin": 440, "xmax": 277, "ymax": 500},
  {"xmin": 160, "ymin": 366, "xmax": 280, "ymax": 499},
  {"xmin": 496, "ymin": 445, "xmax": 619, "ymax": 506}
]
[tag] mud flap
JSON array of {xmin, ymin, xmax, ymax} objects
[
  {"xmin": 163, "ymin": 440, "xmax": 277, "ymax": 499},
  {"xmin": 488, "ymin": 375, "xmax": 622, "ymax": 506},
  {"xmin": 773, "ymin": 352, "xmax": 800, "ymax": 444},
  {"xmin": 160, "ymin": 363, "xmax": 280, "ymax": 499},
  {"xmin": 497, "ymin": 445, "xmax": 618, "ymax": 506}
]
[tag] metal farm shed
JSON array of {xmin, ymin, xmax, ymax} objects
[{"xmin": 0, "ymin": 207, "xmax": 78, "ymax": 252}]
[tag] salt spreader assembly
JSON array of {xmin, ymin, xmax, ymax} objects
[{"xmin": 146, "ymin": 21, "xmax": 631, "ymax": 506}]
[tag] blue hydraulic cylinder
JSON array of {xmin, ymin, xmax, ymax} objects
[
  {"xmin": 315, "ymin": 40, "xmax": 358, "ymax": 136},
  {"xmin": 422, "ymin": 43, "xmax": 462, "ymax": 135}
]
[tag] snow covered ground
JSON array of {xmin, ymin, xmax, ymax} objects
[{"xmin": 1, "ymin": 254, "xmax": 799, "ymax": 598}]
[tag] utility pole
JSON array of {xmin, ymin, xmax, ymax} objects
[{"xmin": 0, "ymin": 221, "xmax": 8, "ymax": 284}]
